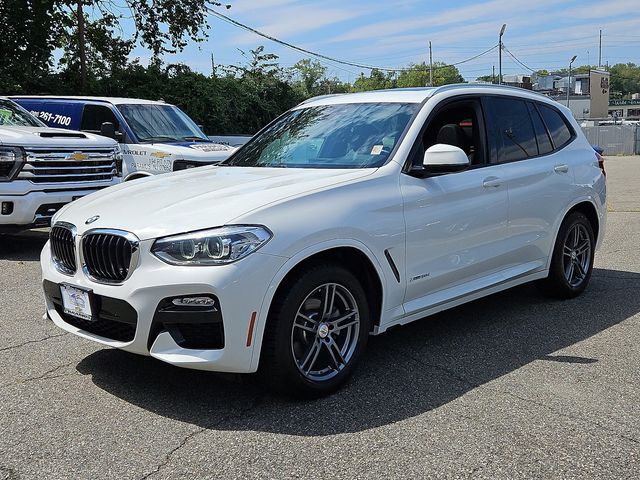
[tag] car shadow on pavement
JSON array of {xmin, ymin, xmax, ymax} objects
[
  {"xmin": 75, "ymin": 268, "xmax": 640, "ymax": 437},
  {"xmin": 0, "ymin": 231, "xmax": 48, "ymax": 261}
]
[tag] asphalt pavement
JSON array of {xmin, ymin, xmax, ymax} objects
[{"xmin": 1, "ymin": 157, "xmax": 639, "ymax": 479}]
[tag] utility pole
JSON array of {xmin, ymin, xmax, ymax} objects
[
  {"xmin": 211, "ymin": 53, "xmax": 216, "ymax": 78},
  {"xmin": 567, "ymin": 55, "xmax": 577, "ymax": 108},
  {"xmin": 492, "ymin": 65, "xmax": 496, "ymax": 84},
  {"xmin": 499, "ymin": 24, "xmax": 507, "ymax": 85},
  {"xmin": 598, "ymin": 29, "xmax": 602, "ymax": 67},
  {"xmin": 429, "ymin": 41, "xmax": 433, "ymax": 86}
]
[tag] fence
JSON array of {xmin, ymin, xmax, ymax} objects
[{"xmin": 581, "ymin": 124, "xmax": 639, "ymax": 155}]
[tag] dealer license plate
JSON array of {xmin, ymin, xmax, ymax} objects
[{"xmin": 60, "ymin": 284, "xmax": 93, "ymax": 321}]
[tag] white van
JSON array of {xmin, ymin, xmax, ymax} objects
[
  {"xmin": 11, "ymin": 96, "xmax": 238, "ymax": 181},
  {"xmin": 0, "ymin": 98, "xmax": 121, "ymax": 231}
]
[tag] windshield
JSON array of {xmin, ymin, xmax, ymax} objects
[
  {"xmin": 0, "ymin": 99, "xmax": 45, "ymax": 127},
  {"xmin": 117, "ymin": 104, "xmax": 209, "ymax": 143},
  {"xmin": 224, "ymin": 102, "xmax": 418, "ymax": 169}
]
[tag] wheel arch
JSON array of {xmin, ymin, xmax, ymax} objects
[
  {"xmin": 249, "ymin": 241, "xmax": 387, "ymax": 371},
  {"xmin": 123, "ymin": 171, "xmax": 154, "ymax": 182}
]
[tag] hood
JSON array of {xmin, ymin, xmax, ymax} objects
[
  {"xmin": 148, "ymin": 141, "xmax": 237, "ymax": 161},
  {"xmin": 0, "ymin": 126, "xmax": 117, "ymax": 148},
  {"xmin": 57, "ymin": 166, "xmax": 374, "ymax": 240}
]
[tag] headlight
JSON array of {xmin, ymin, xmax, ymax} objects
[
  {"xmin": 113, "ymin": 144, "xmax": 123, "ymax": 177},
  {"xmin": 151, "ymin": 225, "xmax": 272, "ymax": 266},
  {"xmin": 0, "ymin": 146, "xmax": 25, "ymax": 182}
]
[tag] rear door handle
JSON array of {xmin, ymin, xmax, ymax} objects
[
  {"xmin": 482, "ymin": 176, "xmax": 501, "ymax": 188},
  {"xmin": 554, "ymin": 164, "xmax": 569, "ymax": 173}
]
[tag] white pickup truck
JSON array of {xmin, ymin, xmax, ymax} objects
[{"xmin": 0, "ymin": 98, "xmax": 121, "ymax": 231}]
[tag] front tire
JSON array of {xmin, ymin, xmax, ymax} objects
[
  {"xmin": 538, "ymin": 212, "xmax": 595, "ymax": 298},
  {"xmin": 259, "ymin": 263, "xmax": 370, "ymax": 398}
]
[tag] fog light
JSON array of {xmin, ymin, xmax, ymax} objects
[
  {"xmin": 1, "ymin": 202, "xmax": 13, "ymax": 215},
  {"xmin": 171, "ymin": 296, "xmax": 217, "ymax": 309}
]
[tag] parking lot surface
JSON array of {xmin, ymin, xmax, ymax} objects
[{"xmin": 1, "ymin": 157, "xmax": 639, "ymax": 479}]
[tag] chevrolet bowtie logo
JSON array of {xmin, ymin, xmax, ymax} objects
[
  {"xmin": 67, "ymin": 152, "xmax": 89, "ymax": 161},
  {"xmin": 151, "ymin": 152, "xmax": 172, "ymax": 158}
]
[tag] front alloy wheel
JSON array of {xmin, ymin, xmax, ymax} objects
[
  {"xmin": 259, "ymin": 264, "xmax": 370, "ymax": 397},
  {"xmin": 291, "ymin": 283, "xmax": 360, "ymax": 382}
]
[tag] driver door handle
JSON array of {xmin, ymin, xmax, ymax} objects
[{"xmin": 482, "ymin": 176, "xmax": 501, "ymax": 188}]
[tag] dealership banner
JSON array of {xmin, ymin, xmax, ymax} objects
[{"xmin": 590, "ymin": 69, "xmax": 610, "ymax": 118}]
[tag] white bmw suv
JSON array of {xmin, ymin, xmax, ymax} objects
[{"xmin": 41, "ymin": 85, "xmax": 606, "ymax": 397}]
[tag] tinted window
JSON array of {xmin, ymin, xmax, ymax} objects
[
  {"xmin": 528, "ymin": 102, "xmax": 553, "ymax": 155},
  {"xmin": 488, "ymin": 97, "xmax": 537, "ymax": 162},
  {"xmin": 117, "ymin": 104, "xmax": 208, "ymax": 143},
  {"xmin": 539, "ymin": 104, "xmax": 572, "ymax": 148},
  {"xmin": 81, "ymin": 104, "xmax": 119, "ymax": 132},
  {"xmin": 225, "ymin": 103, "xmax": 417, "ymax": 169}
]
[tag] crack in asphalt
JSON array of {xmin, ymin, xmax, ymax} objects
[
  {"xmin": 0, "ymin": 332, "xmax": 68, "ymax": 353},
  {"xmin": 0, "ymin": 361, "xmax": 78, "ymax": 389},
  {"xmin": 138, "ymin": 394, "xmax": 266, "ymax": 480},
  {"xmin": 397, "ymin": 349, "xmax": 640, "ymax": 447}
]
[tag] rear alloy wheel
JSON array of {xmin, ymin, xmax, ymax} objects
[
  {"xmin": 537, "ymin": 212, "xmax": 595, "ymax": 298},
  {"xmin": 259, "ymin": 264, "xmax": 369, "ymax": 397}
]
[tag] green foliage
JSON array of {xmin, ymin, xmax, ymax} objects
[
  {"xmin": 396, "ymin": 62, "xmax": 464, "ymax": 88},
  {"xmin": 609, "ymin": 63, "xmax": 640, "ymax": 99},
  {"xmin": 352, "ymin": 69, "xmax": 395, "ymax": 92}
]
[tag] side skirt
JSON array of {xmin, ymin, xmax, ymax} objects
[{"xmin": 373, "ymin": 269, "xmax": 548, "ymax": 334}]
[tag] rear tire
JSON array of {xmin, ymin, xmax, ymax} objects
[
  {"xmin": 537, "ymin": 212, "xmax": 595, "ymax": 299},
  {"xmin": 258, "ymin": 263, "xmax": 370, "ymax": 398}
]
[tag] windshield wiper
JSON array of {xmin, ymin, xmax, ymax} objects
[
  {"xmin": 181, "ymin": 136, "xmax": 209, "ymax": 142},
  {"xmin": 140, "ymin": 135, "xmax": 179, "ymax": 143}
]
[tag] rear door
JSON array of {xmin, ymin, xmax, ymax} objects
[{"xmin": 484, "ymin": 96, "xmax": 577, "ymax": 267}]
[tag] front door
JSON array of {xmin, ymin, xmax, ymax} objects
[{"xmin": 400, "ymin": 97, "xmax": 510, "ymax": 315}]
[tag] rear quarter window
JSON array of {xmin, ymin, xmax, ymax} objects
[{"xmin": 538, "ymin": 104, "xmax": 573, "ymax": 149}]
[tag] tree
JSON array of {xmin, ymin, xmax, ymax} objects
[
  {"xmin": 352, "ymin": 69, "xmax": 395, "ymax": 92},
  {"xmin": 0, "ymin": 0, "xmax": 59, "ymax": 93},
  {"xmin": 610, "ymin": 63, "xmax": 640, "ymax": 98},
  {"xmin": 397, "ymin": 62, "xmax": 463, "ymax": 87},
  {"xmin": 51, "ymin": 0, "xmax": 232, "ymax": 91},
  {"xmin": 292, "ymin": 59, "xmax": 327, "ymax": 96}
]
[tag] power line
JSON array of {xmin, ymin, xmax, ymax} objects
[
  {"xmin": 502, "ymin": 45, "xmax": 536, "ymax": 73},
  {"xmin": 207, "ymin": 8, "xmax": 497, "ymax": 73}
]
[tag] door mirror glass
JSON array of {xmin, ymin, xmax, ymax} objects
[{"xmin": 422, "ymin": 143, "xmax": 469, "ymax": 173}]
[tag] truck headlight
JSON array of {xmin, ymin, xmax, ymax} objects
[
  {"xmin": 151, "ymin": 225, "xmax": 272, "ymax": 266},
  {"xmin": 114, "ymin": 144, "xmax": 123, "ymax": 177},
  {"xmin": 0, "ymin": 146, "xmax": 25, "ymax": 182}
]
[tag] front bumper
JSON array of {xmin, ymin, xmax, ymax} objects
[
  {"xmin": 0, "ymin": 181, "xmax": 119, "ymax": 229},
  {"xmin": 41, "ymin": 240, "xmax": 287, "ymax": 373}
]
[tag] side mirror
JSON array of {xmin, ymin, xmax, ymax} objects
[
  {"xmin": 411, "ymin": 144, "xmax": 469, "ymax": 177},
  {"xmin": 100, "ymin": 122, "xmax": 116, "ymax": 139}
]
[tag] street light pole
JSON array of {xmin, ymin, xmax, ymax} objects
[
  {"xmin": 499, "ymin": 24, "xmax": 506, "ymax": 85},
  {"xmin": 567, "ymin": 55, "xmax": 577, "ymax": 108}
]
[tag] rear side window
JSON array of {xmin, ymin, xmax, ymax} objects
[
  {"xmin": 527, "ymin": 102, "xmax": 553, "ymax": 155},
  {"xmin": 487, "ymin": 97, "xmax": 537, "ymax": 162},
  {"xmin": 538, "ymin": 104, "xmax": 573, "ymax": 149}
]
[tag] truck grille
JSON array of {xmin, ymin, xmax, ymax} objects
[
  {"xmin": 81, "ymin": 231, "xmax": 139, "ymax": 284},
  {"xmin": 18, "ymin": 148, "xmax": 117, "ymax": 184},
  {"xmin": 50, "ymin": 224, "xmax": 77, "ymax": 275}
]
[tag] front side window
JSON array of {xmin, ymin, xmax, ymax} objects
[
  {"xmin": 224, "ymin": 103, "xmax": 418, "ymax": 169},
  {"xmin": 0, "ymin": 99, "xmax": 44, "ymax": 127},
  {"xmin": 487, "ymin": 97, "xmax": 537, "ymax": 162},
  {"xmin": 538, "ymin": 104, "xmax": 573, "ymax": 149},
  {"xmin": 81, "ymin": 104, "xmax": 120, "ymax": 132},
  {"xmin": 117, "ymin": 104, "xmax": 208, "ymax": 143}
]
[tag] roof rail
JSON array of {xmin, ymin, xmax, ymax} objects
[{"xmin": 430, "ymin": 82, "xmax": 552, "ymax": 100}]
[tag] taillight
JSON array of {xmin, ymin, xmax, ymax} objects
[{"xmin": 595, "ymin": 152, "xmax": 606, "ymax": 177}]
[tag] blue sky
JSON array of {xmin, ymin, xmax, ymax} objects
[{"xmin": 130, "ymin": 0, "xmax": 640, "ymax": 82}]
